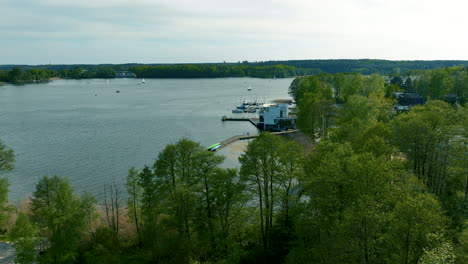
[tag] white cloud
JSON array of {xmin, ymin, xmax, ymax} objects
[{"xmin": 1, "ymin": 0, "xmax": 468, "ymax": 64}]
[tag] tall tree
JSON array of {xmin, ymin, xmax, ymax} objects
[
  {"xmin": 289, "ymin": 141, "xmax": 450, "ymax": 264},
  {"xmin": 151, "ymin": 139, "xmax": 214, "ymax": 262},
  {"xmin": 393, "ymin": 100, "xmax": 463, "ymax": 197},
  {"xmin": 31, "ymin": 176, "xmax": 89, "ymax": 263},
  {"xmin": 126, "ymin": 167, "xmax": 142, "ymax": 247},
  {"xmin": 331, "ymin": 92, "xmax": 392, "ymax": 146},
  {"xmin": 9, "ymin": 212, "xmax": 39, "ymax": 264},
  {"xmin": 277, "ymin": 140, "xmax": 304, "ymax": 226},
  {"xmin": 239, "ymin": 133, "xmax": 281, "ymax": 250},
  {"xmin": 296, "ymin": 75, "xmax": 334, "ymax": 141},
  {"xmin": 191, "ymin": 149, "xmax": 225, "ymax": 261},
  {"xmin": 0, "ymin": 141, "xmax": 14, "ymax": 229},
  {"xmin": 210, "ymin": 168, "xmax": 247, "ymax": 254}
]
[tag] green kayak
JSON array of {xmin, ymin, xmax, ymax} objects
[{"xmin": 207, "ymin": 143, "xmax": 221, "ymax": 150}]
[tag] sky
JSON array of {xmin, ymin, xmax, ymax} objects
[{"xmin": 1, "ymin": 0, "xmax": 468, "ymax": 64}]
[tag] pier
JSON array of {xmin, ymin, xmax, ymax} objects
[
  {"xmin": 221, "ymin": 116, "xmax": 261, "ymax": 128},
  {"xmin": 212, "ymin": 130, "xmax": 298, "ymax": 151}
]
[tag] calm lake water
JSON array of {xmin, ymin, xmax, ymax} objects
[{"xmin": 0, "ymin": 78, "xmax": 293, "ymax": 202}]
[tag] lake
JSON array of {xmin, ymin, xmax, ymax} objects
[{"xmin": 0, "ymin": 78, "xmax": 293, "ymax": 202}]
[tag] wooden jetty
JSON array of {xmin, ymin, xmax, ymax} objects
[
  {"xmin": 212, "ymin": 130, "xmax": 298, "ymax": 151},
  {"xmin": 221, "ymin": 116, "xmax": 261, "ymax": 128}
]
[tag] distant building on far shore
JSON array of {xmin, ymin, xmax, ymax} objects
[{"xmin": 115, "ymin": 72, "xmax": 136, "ymax": 78}]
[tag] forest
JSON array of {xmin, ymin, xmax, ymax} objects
[
  {"xmin": 130, "ymin": 64, "xmax": 305, "ymax": 78},
  {"xmin": 2, "ymin": 59, "xmax": 468, "ymax": 83},
  {"xmin": 0, "ymin": 64, "xmax": 305, "ymax": 83},
  {"xmin": 259, "ymin": 59, "xmax": 468, "ymax": 75},
  {"xmin": 0, "ymin": 67, "xmax": 58, "ymax": 84},
  {"xmin": 0, "ymin": 66, "xmax": 467, "ymax": 264}
]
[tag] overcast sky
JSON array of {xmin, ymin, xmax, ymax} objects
[{"xmin": 1, "ymin": 0, "xmax": 468, "ymax": 64}]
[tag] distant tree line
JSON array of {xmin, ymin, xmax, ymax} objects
[
  {"xmin": 0, "ymin": 64, "xmax": 309, "ymax": 82},
  {"xmin": 258, "ymin": 59, "xmax": 468, "ymax": 75},
  {"xmin": 3, "ymin": 60, "xmax": 468, "ymax": 83},
  {"xmin": 131, "ymin": 64, "xmax": 310, "ymax": 78},
  {"xmin": 59, "ymin": 67, "xmax": 117, "ymax": 79},
  {"xmin": 0, "ymin": 67, "xmax": 58, "ymax": 84}
]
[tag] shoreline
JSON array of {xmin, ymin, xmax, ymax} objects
[{"xmin": 0, "ymin": 78, "xmax": 60, "ymax": 85}]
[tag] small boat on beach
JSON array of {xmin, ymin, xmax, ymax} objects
[
  {"xmin": 207, "ymin": 143, "xmax": 221, "ymax": 150},
  {"xmin": 210, "ymin": 145, "xmax": 222, "ymax": 151}
]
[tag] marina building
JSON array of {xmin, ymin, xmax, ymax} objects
[{"xmin": 259, "ymin": 99, "xmax": 296, "ymax": 131}]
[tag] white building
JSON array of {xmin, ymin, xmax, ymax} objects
[{"xmin": 259, "ymin": 99, "xmax": 296, "ymax": 131}]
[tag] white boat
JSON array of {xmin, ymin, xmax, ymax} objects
[
  {"xmin": 142, "ymin": 78, "xmax": 146, "ymax": 84},
  {"xmin": 247, "ymin": 85, "xmax": 252, "ymax": 91},
  {"xmin": 245, "ymin": 107, "xmax": 256, "ymax": 113}
]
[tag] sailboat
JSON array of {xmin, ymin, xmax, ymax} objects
[
  {"xmin": 142, "ymin": 78, "xmax": 146, "ymax": 84},
  {"xmin": 247, "ymin": 85, "xmax": 252, "ymax": 91}
]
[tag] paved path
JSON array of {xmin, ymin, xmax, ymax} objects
[{"xmin": 0, "ymin": 242, "xmax": 15, "ymax": 264}]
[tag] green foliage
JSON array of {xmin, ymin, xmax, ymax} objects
[
  {"xmin": 59, "ymin": 67, "xmax": 116, "ymax": 79},
  {"xmin": 125, "ymin": 167, "xmax": 142, "ymax": 246},
  {"xmin": 239, "ymin": 133, "xmax": 303, "ymax": 258},
  {"xmin": 31, "ymin": 175, "xmax": 91, "ymax": 263},
  {"xmin": 392, "ymin": 101, "xmax": 463, "ymax": 196},
  {"xmin": 0, "ymin": 141, "xmax": 14, "ymax": 230},
  {"xmin": 9, "ymin": 212, "xmax": 39, "ymax": 264},
  {"xmin": 0, "ymin": 141, "xmax": 15, "ymax": 171},
  {"xmin": 388, "ymin": 194, "xmax": 448, "ymax": 264},
  {"xmin": 331, "ymin": 92, "xmax": 393, "ymax": 147},
  {"xmin": 294, "ymin": 75, "xmax": 335, "ymax": 140},
  {"xmin": 453, "ymin": 223, "xmax": 468, "ymax": 264},
  {"xmin": 419, "ymin": 241, "xmax": 456, "ymax": 264},
  {"xmin": 239, "ymin": 133, "xmax": 282, "ymax": 250},
  {"xmin": 0, "ymin": 67, "xmax": 57, "ymax": 84},
  {"xmin": 131, "ymin": 64, "xmax": 303, "ymax": 79},
  {"xmin": 291, "ymin": 66, "xmax": 468, "ymax": 109},
  {"xmin": 0, "ymin": 177, "xmax": 9, "ymax": 229},
  {"xmin": 410, "ymin": 67, "xmax": 468, "ymax": 103},
  {"xmin": 261, "ymin": 59, "xmax": 468, "ymax": 75},
  {"xmin": 289, "ymin": 140, "xmax": 450, "ymax": 264},
  {"xmin": 4, "ymin": 67, "xmax": 466, "ymax": 263},
  {"xmin": 113, "ymin": 139, "xmax": 250, "ymax": 263}
]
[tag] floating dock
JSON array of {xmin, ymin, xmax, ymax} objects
[{"xmin": 211, "ymin": 130, "xmax": 298, "ymax": 152}]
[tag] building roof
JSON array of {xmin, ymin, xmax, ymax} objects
[{"xmin": 271, "ymin": 99, "xmax": 293, "ymax": 104}]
